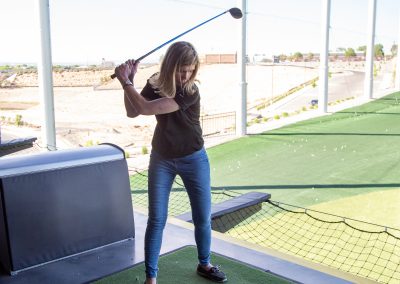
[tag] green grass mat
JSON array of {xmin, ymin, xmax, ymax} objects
[
  {"xmin": 206, "ymin": 91, "xmax": 400, "ymax": 226},
  {"xmin": 94, "ymin": 246, "xmax": 294, "ymax": 284}
]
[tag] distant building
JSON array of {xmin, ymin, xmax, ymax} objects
[
  {"xmin": 203, "ymin": 54, "xmax": 237, "ymax": 64},
  {"xmin": 101, "ymin": 58, "xmax": 115, "ymax": 68},
  {"xmin": 252, "ymin": 54, "xmax": 272, "ymax": 64}
]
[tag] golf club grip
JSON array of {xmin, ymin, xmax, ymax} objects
[{"xmin": 110, "ymin": 53, "xmax": 147, "ymax": 79}]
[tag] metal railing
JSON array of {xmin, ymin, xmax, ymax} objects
[{"xmin": 200, "ymin": 111, "xmax": 236, "ymax": 137}]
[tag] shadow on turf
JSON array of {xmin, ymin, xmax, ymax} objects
[
  {"xmin": 339, "ymin": 111, "xmax": 400, "ymax": 115},
  {"xmin": 130, "ymin": 182, "xmax": 400, "ymax": 194},
  {"xmin": 209, "ymin": 183, "xmax": 400, "ymax": 190},
  {"xmin": 253, "ymin": 132, "xmax": 400, "ymax": 136}
]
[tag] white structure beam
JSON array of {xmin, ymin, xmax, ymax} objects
[
  {"xmin": 36, "ymin": 0, "xmax": 56, "ymax": 151},
  {"xmin": 237, "ymin": 0, "xmax": 247, "ymax": 136},
  {"xmin": 364, "ymin": 0, "xmax": 377, "ymax": 99},
  {"xmin": 318, "ymin": 0, "xmax": 331, "ymax": 113},
  {"xmin": 396, "ymin": 5, "xmax": 400, "ymax": 90}
]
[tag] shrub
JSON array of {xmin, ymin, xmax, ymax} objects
[
  {"xmin": 256, "ymin": 104, "xmax": 266, "ymax": 111},
  {"xmin": 100, "ymin": 75, "xmax": 112, "ymax": 84},
  {"xmin": 142, "ymin": 146, "xmax": 148, "ymax": 155},
  {"xmin": 15, "ymin": 114, "xmax": 23, "ymax": 126},
  {"xmin": 84, "ymin": 140, "xmax": 99, "ymax": 147},
  {"xmin": 373, "ymin": 64, "xmax": 378, "ymax": 77}
]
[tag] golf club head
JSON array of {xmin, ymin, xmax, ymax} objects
[{"xmin": 229, "ymin": 7, "xmax": 243, "ymax": 19}]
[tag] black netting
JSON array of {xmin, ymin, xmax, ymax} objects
[{"xmin": 129, "ymin": 168, "xmax": 400, "ymax": 283}]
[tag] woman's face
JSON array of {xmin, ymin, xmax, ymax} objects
[{"xmin": 175, "ymin": 65, "xmax": 196, "ymax": 86}]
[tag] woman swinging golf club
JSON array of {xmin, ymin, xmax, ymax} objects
[{"xmin": 114, "ymin": 41, "xmax": 227, "ymax": 284}]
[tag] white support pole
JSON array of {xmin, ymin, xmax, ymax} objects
[
  {"xmin": 237, "ymin": 0, "xmax": 247, "ymax": 136},
  {"xmin": 318, "ymin": 0, "xmax": 330, "ymax": 113},
  {"xmin": 36, "ymin": 0, "xmax": 56, "ymax": 151},
  {"xmin": 396, "ymin": 6, "xmax": 400, "ymax": 90},
  {"xmin": 364, "ymin": 0, "xmax": 377, "ymax": 99}
]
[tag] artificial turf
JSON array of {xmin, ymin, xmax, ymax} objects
[
  {"xmin": 207, "ymin": 91, "xmax": 400, "ymax": 226},
  {"xmin": 93, "ymin": 246, "xmax": 294, "ymax": 284}
]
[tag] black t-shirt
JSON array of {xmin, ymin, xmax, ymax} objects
[{"xmin": 141, "ymin": 77, "xmax": 204, "ymax": 159}]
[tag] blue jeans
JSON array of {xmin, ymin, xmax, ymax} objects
[{"xmin": 144, "ymin": 147, "xmax": 212, "ymax": 278}]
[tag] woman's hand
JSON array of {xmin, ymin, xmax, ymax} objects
[
  {"xmin": 114, "ymin": 62, "xmax": 132, "ymax": 84},
  {"xmin": 114, "ymin": 59, "xmax": 140, "ymax": 86},
  {"xmin": 126, "ymin": 59, "xmax": 139, "ymax": 82}
]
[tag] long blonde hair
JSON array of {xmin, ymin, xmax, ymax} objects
[{"xmin": 149, "ymin": 41, "xmax": 200, "ymax": 98}]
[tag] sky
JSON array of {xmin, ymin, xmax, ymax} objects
[{"xmin": 0, "ymin": 0, "xmax": 399, "ymax": 65}]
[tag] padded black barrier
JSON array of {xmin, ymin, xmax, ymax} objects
[
  {"xmin": 177, "ymin": 192, "xmax": 271, "ymax": 233},
  {"xmin": 0, "ymin": 144, "xmax": 135, "ymax": 275}
]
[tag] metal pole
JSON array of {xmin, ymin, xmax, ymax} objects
[
  {"xmin": 396, "ymin": 5, "xmax": 400, "ymax": 90},
  {"xmin": 318, "ymin": 0, "xmax": 331, "ymax": 113},
  {"xmin": 237, "ymin": 0, "xmax": 247, "ymax": 136},
  {"xmin": 364, "ymin": 0, "xmax": 377, "ymax": 99},
  {"xmin": 36, "ymin": 0, "xmax": 56, "ymax": 150},
  {"xmin": 271, "ymin": 62, "xmax": 274, "ymax": 105}
]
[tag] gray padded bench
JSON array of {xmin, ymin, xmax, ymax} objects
[
  {"xmin": 177, "ymin": 192, "xmax": 271, "ymax": 233},
  {"xmin": 0, "ymin": 144, "xmax": 134, "ymax": 275},
  {"xmin": 0, "ymin": 137, "xmax": 37, "ymax": 157}
]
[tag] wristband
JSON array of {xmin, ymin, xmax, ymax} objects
[{"xmin": 122, "ymin": 80, "xmax": 133, "ymax": 89}]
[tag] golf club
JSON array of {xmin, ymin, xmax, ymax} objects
[{"xmin": 110, "ymin": 7, "xmax": 242, "ymax": 79}]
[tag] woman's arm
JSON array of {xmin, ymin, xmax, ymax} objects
[
  {"xmin": 124, "ymin": 92, "xmax": 139, "ymax": 118},
  {"xmin": 123, "ymin": 84, "xmax": 179, "ymax": 115},
  {"xmin": 116, "ymin": 60, "xmax": 179, "ymax": 116}
]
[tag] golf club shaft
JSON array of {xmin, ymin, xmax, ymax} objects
[{"xmin": 110, "ymin": 9, "xmax": 231, "ymax": 79}]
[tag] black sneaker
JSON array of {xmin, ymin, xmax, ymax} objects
[{"xmin": 197, "ymin": 264, "xmax": 227, "ymax": 283}]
